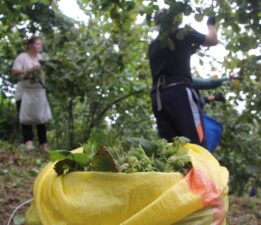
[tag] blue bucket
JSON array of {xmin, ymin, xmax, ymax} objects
[{"xmin": 203, "ymin": 114, "xmax": 223, "ymax": 152}]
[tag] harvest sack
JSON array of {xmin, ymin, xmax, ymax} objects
[
  {"xmin": 19, "ymin": 88, "xmax": 52, "ymax": 125},
  {"xmin": 203, "ymin": 114, "xmax": 223, "ymax": 152},
  {"xmin": 25, "ymin": 144, "xmax": 229, "ymax": 225}
]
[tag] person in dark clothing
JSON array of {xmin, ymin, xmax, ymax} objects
[{"xmin": 148, "ymin": 9, "xmax": 218, "ymax": 147}]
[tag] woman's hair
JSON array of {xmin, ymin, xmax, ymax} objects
[{"xmin": 26, "ymin": 36, "xmax": 41, "ymax": 49}]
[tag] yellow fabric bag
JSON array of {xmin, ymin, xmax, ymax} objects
[{"xmin": 25, "ymin": 143, "xmax": 229, "ymax": 225}]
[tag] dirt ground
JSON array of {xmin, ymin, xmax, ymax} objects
[
  {"xmin": 1, "ymin": 147, "xmax": 260, "ymax": 225},
  {"xmin": 0, "ymin": 146, "xmax": 47, "ymax": 225}
]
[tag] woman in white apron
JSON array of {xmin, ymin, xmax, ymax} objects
[{"xmin": 12, "ymin": 37, "xmax": 51, "ymax": 152}]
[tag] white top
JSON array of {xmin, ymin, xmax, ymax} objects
[{"xmin": 12, "ymin": 52, "xmax": 42, "ymax": 101}]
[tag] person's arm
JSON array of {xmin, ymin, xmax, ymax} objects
[
  {"xmin": 12, "ymin": 66, "xmax": 41, "ymax": 76},
  {"xmin": 11, "ymin": 69, "xmax": 26, "ymax": 77},
  {"xmin": 203, "ymin": 17, "xmax": 218, "ymax": 46},
  {"xmin": 192, "ymin": 77, "xmax": 229, "ymax": 90},
  {"xmin": 12, "ymin": 54, "xmax": 25, "ymax": 77}
]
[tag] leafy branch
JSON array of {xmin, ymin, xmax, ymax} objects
[
  {"xmin": 88, "ymin": 89, "xmax": 145, "ymax": 130},
  {"xmin": 49, "ymin": 134, "xmax": 192, "ymax": 176}
]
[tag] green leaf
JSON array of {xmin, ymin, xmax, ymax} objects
[
  {"xmin": 13, "ymin": 214, "xmax": 25, "ymax": 225},
  {"xmin": 49, "ymin": 150, "xmax": 73, "ymax": 161},
  {"xmin": 172, "ymin": 136, "xmax": 191, "ymax": 146},
  {"xmin": 54, "ymin": 159, "xmax": 77, "ymax": 176},
  {"xmin": 165, "ymin": 147, "xmax": 192, "ymax": 174},
  {"xmin": 175, "ymin": 29, "xmax": 186, "ymax": 40},
  {"xmin": 194, "ymin": 14, "xmax": 204, "ymax": 22},
  {"xmin": 88, "ymin": 130, "xmax": 120, "ymax": 149},
  {"xmin": 123, "ymin": 137, "xmax": 158, "ymax": 157},
  {"xmin": 73, "ymin": 153, "xmax": 90, "ymax": 167},
  {"xmin": 167, "ymin": 37, "xmax": 176, "ymax": 50},
  {"xmin": 154, "ymin": 158, "xmax": 166, "ymax": 171}
]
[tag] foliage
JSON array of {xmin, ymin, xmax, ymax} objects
[
  {"xmin": 0, "ymin": 0, "xmax": 260, "ymax": 195},
  {"xmin": 214, "ymin": 110, "xmax": 261, "ymax": 195},
  {"xmin": 0, "ymin": 96, "xmax": 18, "ymax": 142},
  {"xmin": 42, "ymin": 18, "xmax": 152, "ymax": 147},
  {"xmin": 49, "ymin": 133, "xmax": 192, "ymax": 176},
  {"xmin": 22, "ymin": 66, "xmax": 45, "ymax": 85}
]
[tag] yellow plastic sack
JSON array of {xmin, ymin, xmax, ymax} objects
[{"xmin": 25, "ymin": 143, "xmax": 229, "ymax": 225}]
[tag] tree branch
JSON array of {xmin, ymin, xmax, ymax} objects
[{"xmin": 90, "ymin": 89, "xmax": 145, "ymax": 129}]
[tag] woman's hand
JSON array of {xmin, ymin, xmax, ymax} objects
[{"xmin": 28, "ymin": 65, "xmax": 41, "ymax": 74}]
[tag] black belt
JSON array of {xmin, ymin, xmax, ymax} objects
[{"xmin": 152, "ymin": 79, "xmax": 187, "ymax": 111}]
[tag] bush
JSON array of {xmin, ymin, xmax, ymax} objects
[
  {"xmin": 0, "ymin": 95, "xmax": 19, "ymax": 142},
  {"xmin": 215, "ymin": 122, "xmax": 261, "ymax": 196}
]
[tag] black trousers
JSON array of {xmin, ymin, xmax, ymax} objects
[
  {"xmin": 16, "ymin": 100, "xmax": 47, "ymax": 144},
  {"xmin": 151, "ymin": 85, "xmax": 207, "ymax": 148}
]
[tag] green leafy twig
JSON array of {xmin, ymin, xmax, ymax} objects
[{"xmin": 49, "ymin": 135, "xmax": 192, "ymax": 176}]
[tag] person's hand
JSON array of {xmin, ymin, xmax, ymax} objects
[
  {"xmin": 32, "ymin": 65, "xmax": 41, "ymax": 72},
  {"xmin": 214, "ymin": 93, "xmax": 225, "ymax": 102},
  {"xmin": 207, "ymin": 16, "xmax": 216, "ymax": 26},
  {"xmin": 24, "ymin": 66, "xmax": 41, "ymax": 79},
  {"xmin": 230, "ymin": 76, "xmax": 243, "ymax": 87},
  {"xmin": 29, "ymin": 66, "xmax": 41, "ymax": 74},
  {"xmin": 207, "ymin": 95, "xmax": 215, "ymax": 102},
  {"xmin": 229, "ymin": 75, "xmax": 243, "ymax": 81}
]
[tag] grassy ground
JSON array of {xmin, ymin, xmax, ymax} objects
[{"xmin": 0, "ymin": 142, "xmax": 260, "ymax": 225}]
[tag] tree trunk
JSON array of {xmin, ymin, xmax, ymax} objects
[{"xmin": 68, "ymin": 96, "xmax": 74, "ymax": 148}]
